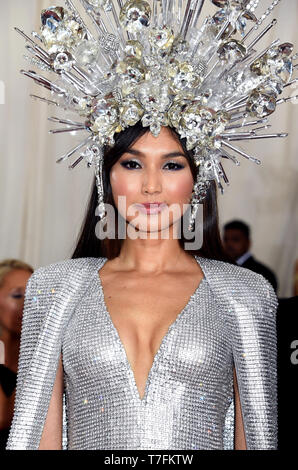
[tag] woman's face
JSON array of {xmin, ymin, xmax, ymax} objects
[
  {"xmin": 0, "ymin": 269, "xmax": 32, "ymax": 336},
  {"xmin": 109, "ymin": 126, "xmax": 194, "ymax": 234}
]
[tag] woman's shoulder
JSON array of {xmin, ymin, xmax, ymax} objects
[
  {"xmin": 198, "ymin": 256, "xmax": 277, "ymax": 299},
  {"xmin": 198, "ymin": 256, "xmax": 278, "ymax": 322},
  {"xmin": 29, "ymin": 256, "xmax": 106, "ymax": 285}
]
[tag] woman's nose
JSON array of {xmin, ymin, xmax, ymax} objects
[{"xmin": 142, "ymin": 168, "xmax": 162, "ymax": 194}]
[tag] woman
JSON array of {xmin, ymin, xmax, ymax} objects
[
  {"xmin": 7, "ymin": 0, "xmax": 288, "ymax": 451},
  {"xmin": 0, "ymin": 259, "xmax": 33, "ymax": 448},
  {"xmin": 6, "ymin": 122, "xmax": 277, "ymax": 450}
]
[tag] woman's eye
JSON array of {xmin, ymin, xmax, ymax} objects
[
  {"xmin": 164, "ymin": 162, "xmax": 185, "ymax": 171},
  {"xmin": 120, "ymin": 160, "xmax": 141, "ymax": 170},
  {"xmin": 11, "ymin": 294, "xmax": 23, "ymax": 299},
  {"xmin": 120, "ymin": 160, "xmax": 185, "ymax": 171}
]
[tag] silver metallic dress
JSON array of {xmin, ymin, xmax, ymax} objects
[{"xmin": 6, "ymin": 255, "xmax": 278, "ymax": 450}]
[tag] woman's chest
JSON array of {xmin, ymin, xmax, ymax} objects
[
  {"xmin": 62, "ymin": 277, "xmax": 233, "ymax": 389},
  {"xmin": 98, "ymin": 276, "xmax": 203, "ymax": 361}
]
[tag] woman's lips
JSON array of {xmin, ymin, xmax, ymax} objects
[{"xmin": 135, "ymin": 203, "xmax": 167, "ymax": 214}]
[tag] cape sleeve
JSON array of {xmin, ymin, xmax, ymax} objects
[
  {"xmin": 5, "ymin": 268, "xmax": 68, "ymax": 450},
  {"xmin": 230, "ymin": 275, "xmax": 278, "ymax": 449}
]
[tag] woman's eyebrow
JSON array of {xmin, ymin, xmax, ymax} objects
[{"xmin": 124, "ymin": 149, "xmax": 187, "ymax": 159}]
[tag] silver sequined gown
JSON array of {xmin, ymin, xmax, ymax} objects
[{"xmin": 6, "ymin": 255, "xmax": 278, "ymax": 450}]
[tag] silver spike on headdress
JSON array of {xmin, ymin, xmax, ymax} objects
[{"xmin": 16, "ymin": 0, "xmax": 296, "ymax": 231}]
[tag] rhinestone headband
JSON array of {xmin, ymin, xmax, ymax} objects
[{"xmin": 16, "ymin": 0, "xmax": 297, "ymax": 231}]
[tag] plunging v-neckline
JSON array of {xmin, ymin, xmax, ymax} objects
[{"xmin": 96, "ymin": 255, "xmax": 206, "ymax": 404}]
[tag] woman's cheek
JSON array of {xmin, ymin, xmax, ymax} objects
[
  {"xmin": 166, "ymin": 175, "xmax": 194, "ymax": 204},
  {"xmin": 110, "ymin": 170, "xmax": 140, "ymax": 205},
  {"xmin": 0, "ymin": 298, "xmax": 20, "ymax": 331}
]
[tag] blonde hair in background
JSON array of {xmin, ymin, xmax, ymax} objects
[{"xmin": 0, "ymin": 259, "xmax": 34, "ymax": 288}]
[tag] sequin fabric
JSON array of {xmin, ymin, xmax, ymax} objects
[{"xmin": 6, "ymin": 255, "xmax": 278, "ymax": 450}]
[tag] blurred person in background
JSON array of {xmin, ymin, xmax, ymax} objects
[
  {"xmin": 223, "ymin": 220, "xmax": 278, "ymax": 293},
  {"xmin": 276, "ymin": 292, "xmax": 298, "ymax": 450},
  {"xmin": 0, "ymin": 259, "xmax": 33, "ymax": 449},
  {"xmin": 294, "ymin": 260, "xmax": 298, "ymax": 296}
]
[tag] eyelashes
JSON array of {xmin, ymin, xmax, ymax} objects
[{"xmin": 120, "ymin": 160, "xmax": 185, "ymax": 171}]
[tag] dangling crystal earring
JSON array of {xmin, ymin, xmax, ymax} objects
[
  {"xmin": 188, "ymin": 178, "xmax": 210, "ymax": 232},
  {"xmin": 93, "ymin": 145, "xmax": 107, "ymax": 227},
  {"xmin": 188, "ymin": 150, "xmax": 211, "ymax": 232}
]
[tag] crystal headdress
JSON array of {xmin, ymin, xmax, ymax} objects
[{"xmin": 16, "ymin": 0, "xmax": 297, "ymax": 231}]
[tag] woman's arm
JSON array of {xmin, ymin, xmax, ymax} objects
[
  {"xmin": 233, "ymin": 367, "xmax": 247, "ymax": 450},
  {"xmin": 38, "ymin": 354, "xmax": 64, "ymax": 450},
  {"xmin": 6, "ymin": 258, "xmax": 93, "ymax": 449},
  {"xmin": 230, "ymin": 275, "xmax": 278, "ymax": 449},
  {"xmin": 6, "ymin": 268, "xmax": 68, "ymax": 449}
]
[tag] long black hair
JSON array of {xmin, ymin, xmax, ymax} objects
[{"xmin": 71, "ymin": 121, "xmax": 233, "ymax": 263}]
